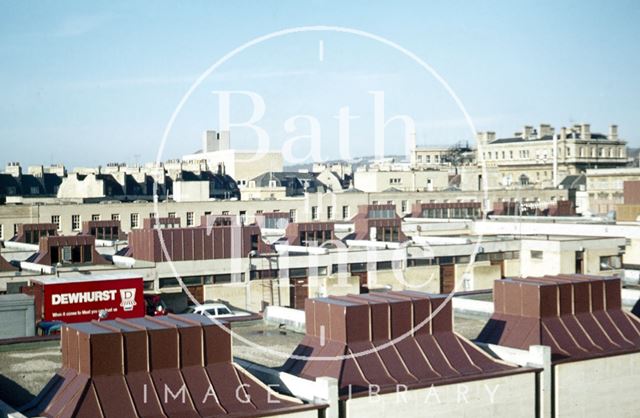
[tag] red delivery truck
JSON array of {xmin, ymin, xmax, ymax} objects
[{"xmin": 27, "ymin": 273, "xmax": 145, "ymax": 323}]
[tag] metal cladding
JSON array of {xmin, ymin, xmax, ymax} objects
[
  {"xmin": 282, "ymin": 291, "xmax": 526, "ymax": 397},
  {"xmin": 25, "ymin": 314, "xmax": 317, "ymax": 418},
  {"xmin": 477, "ymin": 275, "xmax": 640, "ymax": 363}
]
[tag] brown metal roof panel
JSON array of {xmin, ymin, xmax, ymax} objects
[
  {"xmin": 590, "ymin": 280, "xmax": 605, "ymax": 311},
  {"xmin": 329, "ymin": 303, "xmax": 370, "ymax": 343},
  {"xmin": 339, "ymin": 353, "xmax": 372, "ymax": 396},
  {"xmin": 298, "ymin": 340, "xmax": 346, "ymax": 380},
  {"xmin": 571, "ymin": 282, "xmax": 592, "ymax": 314},
  {"xmin": 180, "ymin": 366, "xmax": 227, "ymax": 416},
  {"xmin": 349, "ymin": 342, "xmax": 398, "ymax": 386},
  {"xmin": 604, "ymin": 310, "xmax": 640, "ymax": 343},
  {"xmin": 372, "ymin": 343, "xmax": 418, "ymax": 383},
  {"xmin": 202, "ymin": 322, "xmax": 232, "ymax": 365},
  {"xmin": 457, "ymin": 338, "xmax": 510, "ymax": 373},
  {"xmin": 539, "ymin": 317, "xmax": 587, "ymax": 356},
  {"xmin": 125, "ymin": 372, "xmax": 166, "ymax": 418},
  {"xmin": 388, "ymin": 291, "xmax": 433, "ymax": 335},
  {"xmin": 430, "ymin": 297, "xmax": 453, "ymax": 333},
  {"xmin": 43, "ymin": 372, "xmax": 90, "ymax": 418},
  {"xmin": 574, "ymin": 312, "xmax": 626, "ymax": 351},
  {"xmin": 151, "ymin": 369, "xmax": 200, "ymax": 418},
  {"xmin": 591, "ymin": 310, "xmax": 637, "ymax": 348},
  {"xmin": 92, "ymin": 375, "xmax": 138, "ymax": 418},
  {"xmin": 393, "ymin": 338, "xmax": 440, "ymax": 381},
  {"xmin": 205, "ymin": 363, "xmax": 258, "ymax": 415},
  {"xmin": 603, "ymin": 277, "xmax": 622, "ymax": 309},
  {"xmin": 539, "ymin": 324, "xmax": 573, "ymax": 361},
  {"xmin": 493, "ymin": 280, "xmax": 507, "ymax": 315},
  {"xmin": 68, "ymin": 384, "xmax": 103, "ymax": 418},
  {"xmin": 414, "ymin": 335, "xmax": 459, "ymax": 378},
  {"xmin": 554, "ymin": 315, "xmax": 600, "ymax": 352},
  {"xmin": 433, "ymin": 334, "xmax": 483, "ymax": 375}
]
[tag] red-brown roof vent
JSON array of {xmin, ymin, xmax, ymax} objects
[
  {"xmin": 477, "ymin": 275, "xmax": 640, "ymax": 363},
  {"xmin": 25, "ymin": 315, "xmax": 319, "ymax": 418},
  {"xmin": 282, "ymin": 291, "xmax": 527, "ymax": 397}
]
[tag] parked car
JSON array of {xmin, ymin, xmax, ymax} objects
[{"xmin": 184, "ymin": 302, "xmax": 250, "ymax": 319}]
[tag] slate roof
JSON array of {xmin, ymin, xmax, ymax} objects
[
  {"xmin": 490, "ymin": 132, "xmax": 609, "ymax": 145},
  {"xmin": 251, "ymin": 172, "xmax": 328, "ymax": 196},
  {"xmin": 0, "ymin": 173, "xmax": 62, "ymax": 197}
]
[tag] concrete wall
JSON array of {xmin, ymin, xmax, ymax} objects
[
  {"xmin": 353, "ymin": 169, "xmax": 451, "ymax": 193},
  {"xmin": 173, "ymin": 180, "xmax": 209, "ymax": 202},
  {"xmin": 554, "ymin": 352, "xmax": 640, "ymax": 418},
  {"xmin": 0, "ymin": 294, "xmax": 35, "ymax": 338},
  {"xmin": 368, "ymin": 266, "xmax": 440, "ymax": 294},
  {"xmin": 343, "ymin": 372, "xmax": 536, "ymax": 418},
  {"xmin": 454, "ymin": 261, "xmax": 501, "ymax": 291}
]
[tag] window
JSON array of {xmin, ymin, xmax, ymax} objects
[
  {"xmin": 112, "ymin": 214, "xmax": 120, "ymax": 221},
  {"xmin": 186, "ymin": 212, "xmax": 194, "ymax": 226},
  {"xmin": 600, "ymin": 255, "xmax": 622, "ymax": 271},
  {"xmin": 401, "ymin": 200, "xmax": 408, "ymax": 213},
  {"xmin": 168, "ymin": 212, "xmax": 176, "ymax": 218},
  {"xmin": 51, "ymin": 215, "xmax": 61, "ymax": 230},
  {"xmin": 222, "ymin": 211, "xmax": 230, "ymax": 216},
  {"xmin": 0, "ymin": 224, "xmax": 3, "ymax": 240},
  {"xmin": 71, "ymin": 215, "xmax": 81, "ymax": 231},
  {"xmin": 131, "ymin": 213, "xmax": 140, "ymax": 229},
  {"xmin": 289, "ymin": 209, "xmax": 297, "ymax": 222},
  {"xmin": 530, "ymin": 250, "xmax": 543, "ymax": 260},
  {"xmin": 91, "ymin": 214, "xmax": 100, "ymax": 221},
  {"xmin": 342, "ymin": 205, "xmax": 350, "ymax": 219},
  {"xmin": 13, "ymin": 224, "xmax": 18, "ymax": 236},
  {"xmin": 327, "ymin": 206, "xmax": 334, "ymax": 220},
  {"xmin": 311, "ymin": 206, "xmax": 318, "ymax": 220}
]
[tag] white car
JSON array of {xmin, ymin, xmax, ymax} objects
[{"xmin": 184, "ymin": 303, "xmax": 249, "ymax": 319}]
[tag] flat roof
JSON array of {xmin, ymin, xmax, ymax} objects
[{"xmin": 29, "ymin": 271, "xmax": 143, "ymax": 285}]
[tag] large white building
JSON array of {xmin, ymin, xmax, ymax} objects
[{"xmin": 182, "ymin": 130, "xmax": 284, "ymax": 187}]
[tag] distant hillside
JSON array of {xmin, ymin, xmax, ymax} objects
[{"xmin": 284, "ymin": 155, "xmax": 407, "ymax": 172}]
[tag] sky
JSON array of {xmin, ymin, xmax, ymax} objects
[{"xmin": 1, "ymin": 0, "xmax": 639, "ymax": 169}]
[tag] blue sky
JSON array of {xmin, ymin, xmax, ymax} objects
[{"xmin": 1, "ymin": 0, "xmax": 639, "ymax": 168}]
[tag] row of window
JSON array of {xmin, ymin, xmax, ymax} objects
[
  {"xmin": 158, "ymin": 253, "xmax": 521, "ymax": 288},
  {"xmin": 421, "ymin": 207, "xmax": 482, "ymax": 219},
  {"xmin": 415, "ymin": 154, "xmax": 442, "ymax": 163},
  {"xmin": 484, "ymin": 146, "xmax": 625, "ymax": 161}
]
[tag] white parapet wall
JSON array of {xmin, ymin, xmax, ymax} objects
[
  {"xmin": 343, "ymin": 372, "xmax": 537, "ymax": 418},
  {"xmin": 264, "ymin": 305, "xmax": 306, "ymax": 332},
  {"xmin": 452, "ymin": 297, "xmax": 494, "ymax": 317},
  {"xmin": 554, "ymin": 351, "xmax": 640, "ymax": 418}
]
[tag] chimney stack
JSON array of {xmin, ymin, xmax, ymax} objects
[
  {"xmin": 202, "ymin": 130, "xmax": 218, "ymax": 153},
  {"xmin": 539, "ymin": 124, "xmax": 554, "ymax": 138},
  {"xmin": 560, "ymin": 127, "xmax": 567, "ymax": 141},
  {"xmin": 609, "ymin": 124, "xmax": 618, "ymax": 141},
  {"xmin": 523, "ymin": 125, "xmax": 533, "ymax": 140},
  {"xmin": 580, "ymin": 124, "xmax": 591, "ymax": 141},
  {"xmin": 5, "ymin": 162, "xmax": 22, "ymax": 178},
  {"xmin": 476, "ymin": 131, "xmax": 496, "ymax": 145}
]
